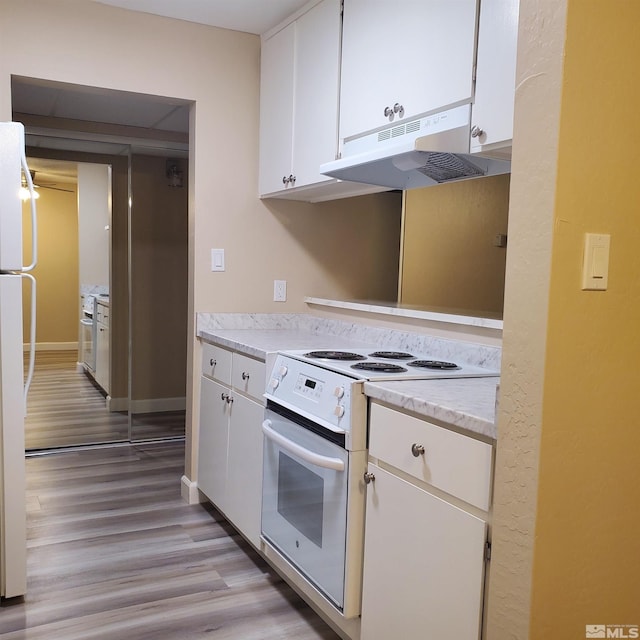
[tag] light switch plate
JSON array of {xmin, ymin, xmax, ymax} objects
[
  {"xmin": 581, "ymin": 233, "xmax": 610, "ymax": 290},
  {"xmin": 211, "ymin": 248, "xmax": 225, "ymax": 272}
]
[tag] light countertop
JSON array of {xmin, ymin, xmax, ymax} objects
[
  {"xmin": 198, "ymin": 320, "xmax": 500, "ymax": 440},
  {"xmin": 364, "ymin": 377, "xmax": 500, "ymax": 440}
]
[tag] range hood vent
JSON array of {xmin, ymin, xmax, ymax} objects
[{"xmin": 320, "ymin": 105, "xmax": 510, "ymax": 191}]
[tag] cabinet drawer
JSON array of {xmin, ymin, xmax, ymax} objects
[
  {"xmin": 96, "ymin": 304, "xmax": 109, "ymax": 327},
  {"xmin": 231, "ymin": 353, "xmax": 266, "ymax": 403},
  {"xmin": 369, "ymin": 402, "xmax": 493, "ymax": 511},
  {"xmin": 201, "ymin": 342, "xmax": 232, "ymax": 385}
]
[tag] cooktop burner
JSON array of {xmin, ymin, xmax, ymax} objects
[
  {"xmin": 368, "ymin": 351, "xmax": 415, "ymax": 359},
  {"xmin": 304, "ymin": 350, "xmax": 367, "ymax": 361},
  {"xmin": 351, "ymin": 362, "xmax": 408, "ymax": 373},
  {"xmin": 409, "ymin": 360, "xmax": 460, "ymax": 370}
]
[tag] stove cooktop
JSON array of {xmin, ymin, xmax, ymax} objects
[{"xmin": 281, "ymin": 349, "xmax": 499, "ymax": 380}]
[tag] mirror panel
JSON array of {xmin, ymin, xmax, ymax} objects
[{"xmin": 129, "ymin": 154, "xmax": 188, "ymax": 441}]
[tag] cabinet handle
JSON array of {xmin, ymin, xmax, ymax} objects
[
  {"xmin": 363, "ymin": 472, "xmax": 375, "ymax": 484},
  {"xmin": 393, "ymin": 102, "xmax": 404, "ymax": 117},
  {"xmin": 210, "ymin": 358, "xmax": 216, "ymax": 367},
  {"xmin": 411, "ymin": 443, "xmax": 425, "ymax": 457},
  {"xmin": 471, "ymin": 125, "xmax": 484, "ymax": 138},
  {"xmin": 288, "ymin": 174, "xmax": 295, "ymax": 185},
  {"xmin": 282, "ymin": 175, "xmax": 289, "ymax": 184},
  {"xmin": 220, "ymin": 392, "xmax": 228, "ymax": 401},
  {"xmin": 241, "ymin": 372, "xmax": 250, "ymax": 381},
  {"xmin": 383, "ymin": 105, "xmax": 393, "ymax": 117},
  {"xmin": 226, "ymin": 395, "xmax": 234, "ymax": 404}
]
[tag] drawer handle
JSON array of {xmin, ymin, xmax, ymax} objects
[
  {"xmin": 411, "ymin": 443, "xmax": 425, "ymax": 457},
  {"xmin": 363, "ymin": 472, "xmax": 375, "ymax": 484},
  {"xmin": 241, "ymin": 372, "xmax": 250, "ymax": 381},
  {"xmin": 210, "ymin": 358, "xmax": 216, "ymax": 367}
]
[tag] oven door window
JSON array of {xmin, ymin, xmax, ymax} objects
[
  {"xmin": 277, "ymin": 452, "xmax": 324, "ymax": 548},
  {"xmin": 262, "ymin": 409, "xmax": 348, "ymax": 609}
]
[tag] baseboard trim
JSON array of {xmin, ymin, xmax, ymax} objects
[
  {"xmin": 129, "ymin": 397, "xmax": 186, "ymax": 414},
  {"xmin": 107, "ymin": 396, "xmax": 128, "ymax": 412},
  {"xmin": 24, "ymin": 342, "xmax": 79, "ymax": 351},
  {"xmin": 181, "ymin": 475, "xmax": 203, "ymax": 504}
]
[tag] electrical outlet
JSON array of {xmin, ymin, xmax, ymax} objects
[{"xmin": 273, "ymin": 280, "xmax": 287, "ymax": 302}]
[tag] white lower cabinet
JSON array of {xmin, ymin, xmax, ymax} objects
[
  {"xmin": 198, "ymin": 377, "xmax": 229, "ymax": 512},
  {"xmin": 361, "ymin": 402, "xmax": 492, "ymax": 640},
  {"xmin": 198, "ymin": 345, "xmax": 265, "ymax": 548}
]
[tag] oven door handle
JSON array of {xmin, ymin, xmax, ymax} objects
[{"xmin": 262, "ymin": 420, "xmax": 345, "ymax": 471}]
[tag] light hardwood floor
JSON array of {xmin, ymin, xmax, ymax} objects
[
  {"xmin": 24, "ymin": 350, "xmax": 128, "ymax": 450},
  {"xmin": 0, "ymin": 442, "xmax": 340, "ymax": 639},
  {"xmin": 11, "ymin": 350, "xmax": 340, "ymax": 638}
]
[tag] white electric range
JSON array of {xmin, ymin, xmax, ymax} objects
[{"xmin": 260, "ymin": 347, "xmax": 498, "ymax": 620}]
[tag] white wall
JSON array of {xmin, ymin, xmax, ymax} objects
[{"xmin": 77, "ymin": 162, "xmax": 110, "ymax": 289}]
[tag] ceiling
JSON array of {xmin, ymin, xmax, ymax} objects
[{"xmin": 90, "ymin": 0, "xmax": 311, "ymax": 35}]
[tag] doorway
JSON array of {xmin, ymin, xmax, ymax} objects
[{"xmin": 13, "ymin": 77, "xmax": 191, "ymax": 451}]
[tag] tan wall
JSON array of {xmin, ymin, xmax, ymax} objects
[
  {"xmin": 529, "ymin": 0, "xmax": 640, "ymax": 635},
  {"xmin": 401, "ymin": 174, "xmax": 510, "ymax": 315},
  {"xmin": 486, "ymin": 0, "xmax": 567, "ymax": 636},
  {"xmin": 489, "ymin": 0, "xmax": 640, "ymax": 637},
  {"xmin": 130, "ymin": 154, "xmax": 188, "ymax": 402},
  {"xmin": 22, "ymin": 186, "xmax": 78, "ymax": 346},
  {"xmin": 0, "ymin": 0, "xmax": 402, "ymax": 478}
]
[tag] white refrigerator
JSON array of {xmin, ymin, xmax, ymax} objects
[{"xmin": 0, "ymin": 121, "xmax": 38, "ymax": 598}]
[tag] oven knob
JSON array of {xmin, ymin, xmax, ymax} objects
[
  {"xmin": 334, "ymin": 386, "xmax": 345, "ymax": 399},
  {"xmin": 279, "ymin": 365, "xmax": 288, "ymax": 377},
  {"xmin": 334, "ymin": 404, "xmax": 345, "ymax": 418},
  {"xmin": 270, "ymin": 378, "xmax": 279, "ymax": 390}
]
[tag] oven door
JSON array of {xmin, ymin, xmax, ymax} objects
[
  {"xmin": 80, "ymin": 316, "xmax": 95, "ymax": 372},
  {"xmin": 262, "ymin": 406, "xmax": 348, "ymax": 610}
]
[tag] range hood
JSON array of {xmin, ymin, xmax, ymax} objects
[{"xmin": 320, "ymin": 104, "xmax": 510, "ymax": 191}]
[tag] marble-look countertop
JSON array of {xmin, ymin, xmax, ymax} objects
[
  {"xmin": 364, "ymin": 377, "xmax": 500, "ymax": 440},
  {"xmin": 197, "ymin": 313, "xmax": 501, "ymax": 370},
  {"xmin": 197, "ymin": 328, "xmax": 373, "ymax": 362},
  {"xmin": 305, "ymin": 297, "xmax": 504, "ymax": 330}
]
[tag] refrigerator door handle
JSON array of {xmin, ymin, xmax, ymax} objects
[
  {"xmin": 20, "ymin": 149, "xmax": 37, "ymax": 273},
  {"xmin": 22, "ymin": 273, "xmax": 36, "ymax": 412}
]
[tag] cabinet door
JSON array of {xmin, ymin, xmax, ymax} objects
[
  {"xmin": 361, "ymin": 463, "xmax": 487, "ymax": 640},
  {"xmin": 340, "ymin": 0, "xmax": 477, "ymax": 141},
  {"xmin": 95, "ymin": 323, "xmax": 109, "ymax": 393},
  {"xmin": 225, "ymin": 394, "xmax": 264, "ymax": 549},
  {"xmin": 471, "ymin": 0, "xmax": 519, "ymax": 153},
  {"xmin": 197, "ymin": 376, "xmax": 230, "ymax": 511},
  {"xmin": 259, "ymin": 21, "xmax": 295, "ymax": 195},
  {"xmin": 291, "ymin": 0, "xmax": 341, "ymax": 187}
]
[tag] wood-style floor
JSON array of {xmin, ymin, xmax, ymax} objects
[
  {"xmin": 7, "ymin": 351, "xmax": 340, "ymax": 638},
  {"xmin": 24, "ymin": 350, "xmax": 128, "ymax": 450},
  {"xmin": 24, "ymin": 351, "xmax": 186, "ymax": 449}
]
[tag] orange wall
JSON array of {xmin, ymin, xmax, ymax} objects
[
  {"xmin": 529, "ymin": 0, "xmax": 640, "ymax": 635},
  {"xmin": 22, "ymin": 186, "xmax": 79, "ymax": 346},
  {"xmin": 402, "ymin": 174, "xmax": 510, "ymax": 315}
]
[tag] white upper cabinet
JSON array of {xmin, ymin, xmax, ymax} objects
[
  {"xmin": 259, "ymin": 21, "xmax": 296, "ymax": 195},
  {"xmin": 258, "ymin": 0, "xmax": 341, "ymax": 197},
  {"xmin": 339, "ymin": 0, "xmax": 478, "ymax": 142},
  {"xmin": 470, "ymin": 0, "xmax": 520, "ymax": 155}
]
